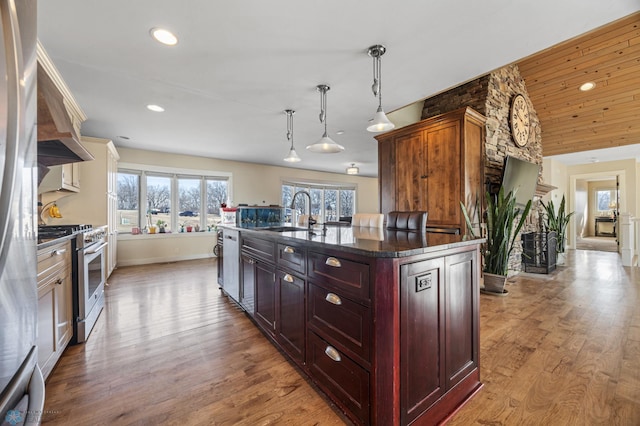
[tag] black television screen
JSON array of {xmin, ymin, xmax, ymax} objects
[{"xmin": 500, "ymin": 156, "xmax": 540, "ymax": 207}]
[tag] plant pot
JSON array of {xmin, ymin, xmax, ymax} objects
[
  {"xmin": 482, "ymin": 272, "xmax": 508, "ymax": 295},
  {"xmin": 556, "ymin": 252, "xmax": 566, "ymax": 266},
  {"xmin": 186, "ymin": 226, "xmax": 193, "ymax": 232},
  {"xmin": 159, "ymin": 226, "xmax": 165, "ymax": 233}
]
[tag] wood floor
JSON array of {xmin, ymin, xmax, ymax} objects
[{"xmin": 41, "ymin": 251, "xmax": 640, "ymax": 425}]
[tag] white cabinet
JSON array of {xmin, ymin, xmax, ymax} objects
[
  {"xmin": 50, "ymin": 137, "xmax": 120, "ymax": 277},
  {"xmin": 37, "ymin": 240, "xmax": 73, "ymax": 380},
  {"xmin": 38, "ymin": 162, "xmax": 80, "ymax": 193}
]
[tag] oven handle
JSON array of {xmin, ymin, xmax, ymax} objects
[{"xmin": 85, "ymin": 241, "xmax": 108, "ymax": 254}]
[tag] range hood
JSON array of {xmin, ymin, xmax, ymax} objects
[{"xmin": 37, "ymin": 42, "xmax": 93, "ymax": 167}]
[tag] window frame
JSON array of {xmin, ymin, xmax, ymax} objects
[
  {"xmin": 117, "ymin": 162, "xmax": 232, "ymax": 235},
  {"xmin": 281, "ymin": 179, "xmax": 357, "ymax": 225}
]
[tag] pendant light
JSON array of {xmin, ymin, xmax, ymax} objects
[
  {"xmin": 283, "ymin": 109, "xmax": 301, "ymax": 163},
  {"xmin": 366, "ymin": 44, "xmax": 395, "ymax": 133},
  {"xmin": 346, "ymin": 163, "xmax": 359, "ymax": 175},
  {"xmin": 306, "ymin": 85, "xmax": 345, "ymax": 153}
]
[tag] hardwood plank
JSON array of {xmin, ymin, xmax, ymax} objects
[{"xmin": 40, "ymin": 250, "xmax": 640, "ymax": 425}]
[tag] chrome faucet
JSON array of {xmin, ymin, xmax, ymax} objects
[{"xmin": 290, "ymin": 190, "xmax": 316, "ymax": 229}]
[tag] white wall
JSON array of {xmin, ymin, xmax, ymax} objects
[
  {"xmin": 116, "ymin": 147, "xmax": 379, "ymax": 266},
  {"xmin": 575, "ymin": 179, "xmax": 588, "ymax": 238}
]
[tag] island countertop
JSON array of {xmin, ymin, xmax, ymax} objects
[{"xmin": 220, "ymin": 224, "xmax": 483, "ymax": 258}]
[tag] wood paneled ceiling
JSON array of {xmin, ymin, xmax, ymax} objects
[{"xmin": 518, "ymin": 12, "xmax": 640, "ymax": 157}]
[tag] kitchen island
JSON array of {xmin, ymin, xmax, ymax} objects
[{"xmin": 220, "ymin": 224, "xmax": 483, "ymax": 426}]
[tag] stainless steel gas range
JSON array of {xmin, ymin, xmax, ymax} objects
[{"xmin": 38, "ymin": 224, "xmax": 108, "ymax": 343}]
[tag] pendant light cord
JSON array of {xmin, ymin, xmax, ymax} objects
[
  {"xmin": 373, "ymin": 53, "xmax": 383, "ymax": 109},
  {"xmin": 286, "ymin": 110, "xmax": 294, "ymax": 149}
]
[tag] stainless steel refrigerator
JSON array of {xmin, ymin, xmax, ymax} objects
[{"xmin": 0, "ymin": 0, "xmax": 44, "ymax": 425}]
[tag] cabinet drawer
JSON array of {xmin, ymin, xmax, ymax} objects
[
  {"xmin": 308, "ymin": 283, "xmax": 371, "ymax": 363},
  {"xmin": 307, "ymin": 252, "xmax": 370, "ymax": 303},
  {"xmin": 276, "ymin": 242, "xmax": 305, "ymax": 274},
  {"xmin": 307, "ymin": 331, "xmax": 370, "ymax": 425},
  {"xmin": 241, "ymin": 235, "xmax": 275, "ymax": 263},
  {"xmin": 37, "ymin": 241, "xmax": 71, "ymax": 280}
]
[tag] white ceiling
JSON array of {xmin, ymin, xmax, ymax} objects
[{"xmin": 36, "ymin": 1, "xmax": 639, "ymax": 177}]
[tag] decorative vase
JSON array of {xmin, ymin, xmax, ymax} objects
[
  {"xmin": 483, "ymin": 272, "xmax": 508, "ymax": 295},
  {"xmin": 556, "ymin": 252, "xmax": 566, "ymax": 266}
]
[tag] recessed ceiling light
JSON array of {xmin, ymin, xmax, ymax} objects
[
  {"xmin": 579, "ymin": 81, "xmax": 596, "ymax": 91},
  {"xmin": 146, "ymin": 104, "xmax": 165, "ymax": 112},
  {"xmin": 336, "ymin": 130, "xmax": 345, "ymax": 135},
  {"xmin": 118, "ymin": 135, "xmax": 130, "ymax": 140},
  {"xmin": 150, "ymin": 28, "xmax": 178, "ymax": 46}
]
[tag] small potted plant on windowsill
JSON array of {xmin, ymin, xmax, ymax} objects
[
  {"xmin": 156, "ymin": 219, "xmax": 166, "ymax": 233},
  {"xmin": 541, "ymin": 194, "xmax": 574, "ymax": 266},
  {"xmin": 461, "ymin": 187, "xmax": 532, "ymax": 295}
]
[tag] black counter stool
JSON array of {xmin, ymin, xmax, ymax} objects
[{"xmin": 386, "ymin": 211, "xmax": 427, "ymax": 231}]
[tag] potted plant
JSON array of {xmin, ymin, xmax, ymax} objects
[
  {"xmin": 461, "ymin": 187, "xmax": 532, "ymax": 295},
  {"xmin": 540, "ymin": 194, "xmax": 574, "ymax": 265},
  {"xmin": 156, "ymin": 219, "xmax": 166, "ymax": 233}
]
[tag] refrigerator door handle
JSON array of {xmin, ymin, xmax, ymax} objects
[{"xmin": 0, "ymin": 0, "xmax": 24, "ymax": 270}]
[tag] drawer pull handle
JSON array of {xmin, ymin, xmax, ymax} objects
[
  {"xmin": 55, "ymin": 278, "xmax": 63, "ymax": 285},
  {"xmin": 325, "ymin": 257, "xmax": 342, "ymax": 267},
  {"xmin": 325, "ymin": 292, "xmax": 342, "ymax": 305},
  {"xmin": 283, "ymin": 273, "xmax": 294, "ymax": 283},
  {"xmin": 51, "ymin": 249, "xmax": 67, "ymax": 256},
  {"xmin": 283, "ymin": 246, "xmax": 295, "ymax": 254},
  {"xmin": 324, "ymin": 346, "xmax": 342, "ymax": 362}
]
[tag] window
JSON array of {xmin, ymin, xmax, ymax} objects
[
  {"xmin": 178, "ymin": 177, "xmax": 200, "ymax": 230},
  {"xmin": 117, "ymin": 172, "xmax": 139, "ymax": 233},
  {"xmin": 596, "ymin": 189, "xmax": 616, "ymax": 213},
  {"xmin": 117, "ymin": 166, "xmax": 229, "ymax": 234},
  {"xmin": 281, "ymin": 181, "xmax": 356, "ymax": 225},
  {"xmin": 206, "ymin": 179, "xmax": 228, "ymax": 229},
  {"xmin": 147, "ymin": 175, "xmax": 172, "ymax": 231}
]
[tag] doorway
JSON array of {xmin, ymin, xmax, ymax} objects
[{"xmin": 570, "ymin": 172, "xmax": 622, "ymax": 253}]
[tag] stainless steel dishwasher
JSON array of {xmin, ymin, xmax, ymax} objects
[{"xmin": 222, "ymin": 229, "xmax": 240, "ymax": 302}]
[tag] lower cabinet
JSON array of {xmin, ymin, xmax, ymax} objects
[
  {"xmin": 252, "ymin": 258, "xmax": 276, "ymax": 336},
  {"xmin": 234, "ymin": 229, "xmax": 481, "ymax": 426},
  {"xmin": 37, "ymin": 240, "xmax": 73, "ymax": 380},
  {"xmin": 276, "ymin": 269, "xmax": 305, "ymax": 364},
  {"xmin": 400, "ymin": 250, "xmax": 479, "ymax": 425},
  {"xmin": 307, "ymin": 331, "xmax": 370, "ymax": 425}
]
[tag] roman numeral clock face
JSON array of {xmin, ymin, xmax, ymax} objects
[{"xmin": 510, "ymin": 94, "xmax": 530, "ymax": 147}]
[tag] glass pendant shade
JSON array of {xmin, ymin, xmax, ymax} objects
[
  {"xmin": 284, "ymin": 147, "xmax": 301, "ymax": 162},
  {"xmin": 306, "ymin": 132, "xmax": 344, "ymax": 153},
  {"xmin": 367, "ymin": 106, "xmax": 395, "ymax": 132}
]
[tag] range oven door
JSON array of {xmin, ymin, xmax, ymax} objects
[{"xmin": 77, "ymin": 241, "xmax": 107, "ymax": 343}]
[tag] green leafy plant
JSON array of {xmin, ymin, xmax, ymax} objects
[
  {"xmin": 461, "ymin": 187, "xmax": 532, "ymax": 276},
  {"xmin": 540, "ymin": 194, "xmax": 574, "ymax": 253}
]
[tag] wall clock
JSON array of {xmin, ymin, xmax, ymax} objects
[{"xmin": 510, "ymin": 93, "xmax": 530, "ymax": 147}]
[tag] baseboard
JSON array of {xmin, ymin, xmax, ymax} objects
[{"xmin": 117, "ymin": 253, "xmax": 218, "ymax": 267}]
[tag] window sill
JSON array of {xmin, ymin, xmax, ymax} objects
[{"xmin": 118, "ymin": 231, "xmax": 218, "ymax": 241}]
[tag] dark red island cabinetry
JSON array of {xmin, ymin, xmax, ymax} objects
[{"xmin": 232, "ymin": 226, "xmax": 483, "ymax": 426}]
